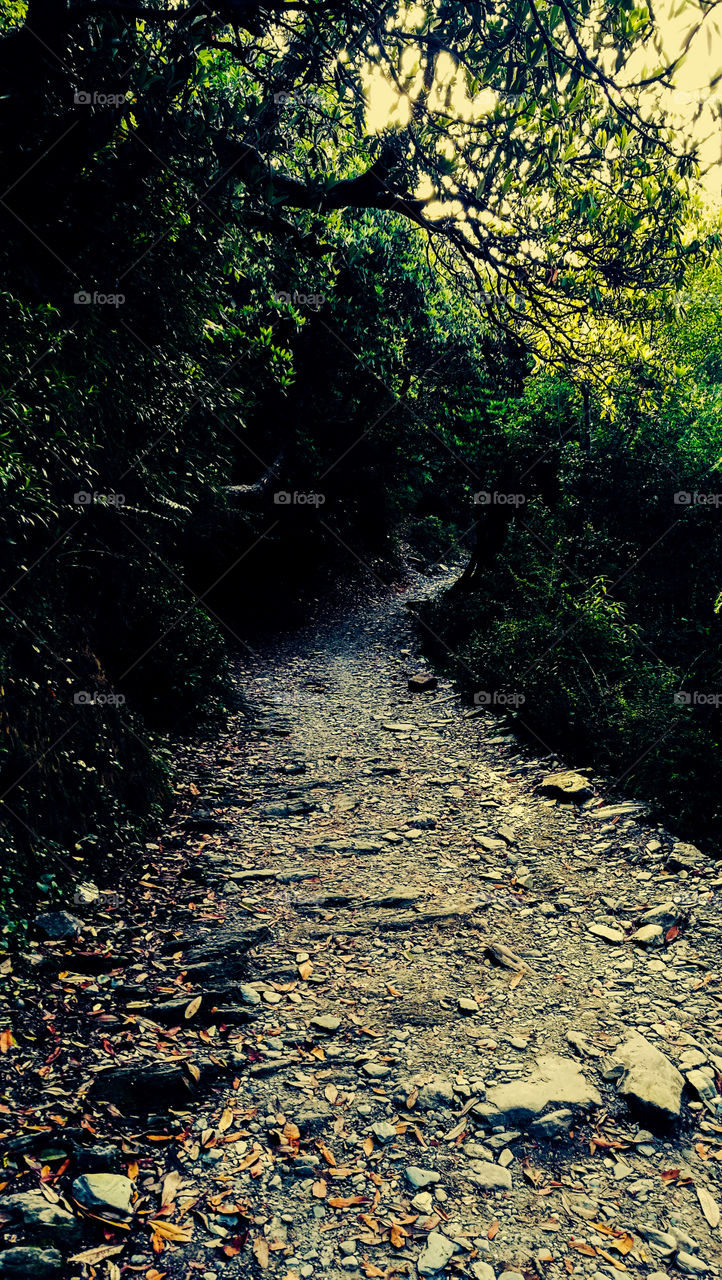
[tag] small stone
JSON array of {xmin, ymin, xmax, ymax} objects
[
  {"xmin": 676, "ymin": 1254, "xmax": 708, "ymax": 1275},
  {"xmin": 466, "ymin": 1164, "xmax": 512, "ymax": 1190},
  {"xmin": 509, "ymin": 1036, "xmax": 528, "ymax": 1050},
  {"xmin": 631, "ymin": 924, "xmax": 664, "ymax": 947},
  {"xmin": 372, "ymin": 1121, "xmax": 397, "ymax": 1144},
  {"xmin": 363, "ymin": 1063, "xmax": 390, "ymax": 1079},
  {"xmin": 239, "ymin": 984, "xmax": 262, "ymax": 1005},
  {"xmin": 339, "ymin": 1241, "xmax": 357, "ymax": 1256},
  {"xmin": 339, "ymin": 1258, "xmax": 359, "ymax": 1272},
  {"xmin": 459, "ymin": 997, "xmax": 480, "ymax": 1014},
  {"xmin": 295, "ymin": 1098, "xmax": 334, "ymax": 1135},
  {"xmin": 498, "ymin": 1149, "xmax": 513, "ymax": 1167},
  {"xmin": 310, "ymin": 1014, "xmax": 341, "ymax": 1034},
  {"xmin": 406, "ymin": 1166, "xmax": 441, "ymax": 1189},
  {"xmin": 417, "ymin": 1231, "xmax": 457, "ymax": 1274},
  {"xmin": 472, "ymin": 1266, "xmax": 496, "ymax": 1280},
  {"xmin": 587, "ymin": 923, "xmax": 625, "ymax": 944},
  {"xmin": 412, "ymin": 1192, "xmax": 434, "ymax": 1213},
  {"xmin": 528, "ymin": 1109, "xmax": 574, "ymax": 1140}
]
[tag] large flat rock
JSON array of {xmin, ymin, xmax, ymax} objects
[{"xmin": 474, "ymin": 1054, "xmax": 601, "ymax": 1127}]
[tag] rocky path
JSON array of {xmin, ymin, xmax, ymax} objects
[{"xmin": 2, "ymin": 570, "xmax": 722, "ymax": 1280}]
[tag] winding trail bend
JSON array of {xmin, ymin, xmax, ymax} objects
[{"xmin": 3, "ymin": 569, "xmax": 722, "ymax": 1280}]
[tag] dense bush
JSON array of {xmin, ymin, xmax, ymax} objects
[{"xmin": 421, "ymin": 307, "xmax": 722, "ymax": 840}]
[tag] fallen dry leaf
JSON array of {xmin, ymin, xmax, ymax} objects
[
  {"xmin": 253, "ymin": 1235, "xmax": 270, "ymax": 1269},
  {"xmin": 69, "ymin": 1244, "xmax": 125, "ymax": 1264},
  {"xmin": 218, "ymin": 1107, "xmax": 234, "ymax": 1133},
  {"xmin": 184, "ymin": 995, "xmax": 202, "ymax": 1019},
  {"xmin": 697, "ymin": 1184, "xmax": 720, "ymax": 1229}
]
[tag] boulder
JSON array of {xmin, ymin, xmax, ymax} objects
[
  {"xmin": 71, "ymin": 1173, "xmax": 133, "ymax": 1219},
  {"xmin": 0, "ymin": 1192, "xmax": 80, "ymax": 1244},
  {"xmin": 538, "ymin": 771, "xmax": 593, "ymax": 802},
  {"xmin": 35, "ymin": 911, "xmax": 84, "ymax": 940},
  {"xmin": 408, "ymin": 674, "xmax": 438, "ymax": 693},
  {"xmin": 0, "ymin": 1248, "xmax": 63, "ymax": 1278},
  {"xmin": 665, "ymin": 842, "xmax": 703, "ymax": 872},
  {"xmin": 607, "ymin": 1031, "xmax": 684, "ymax": 1127}
]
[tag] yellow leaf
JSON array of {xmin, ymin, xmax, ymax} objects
[
  {"xmin": 185, "ymin": 996, "xmax": 202, "ymax": 1020},
  {"xmin": 148, "ymin": 1220, "xmax": 192, "ymax": 1243},
  {"xmin": 363, "ymin": 1136, "xmax": 374, "ymax": 1156},
  {"xmin": 390, "ymin": 1223, "xmax": 407, "ymax": 1248},
  {"xmin": 298, "ymin": 961, "xmax": 313, "ymax": 980},
  {"xmin": 325, "ymin": 1083, "xmax": 339, "ymax": 1105},
  {"xmin": 312, "ymin": 1180, "xmax": 327, "ymax": 1198},
  {"xmin": 218, "ymin": 1107, "xmax": 234, "ymax": 1133},
  {"xmin": 187, "ymin": 1063, "xmax": 200, "ymax": 1082}
]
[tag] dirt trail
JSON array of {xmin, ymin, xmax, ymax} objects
[{"xmin": 2, "ymin": 569, "xmax": 722, "ymax": 1280}]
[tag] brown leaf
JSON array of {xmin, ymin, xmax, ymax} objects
[
  {"xmin": 328, "ymin": 1196, "xmax": 366, "ymax": 1207},
  {"xmin": 0, "ymin": 1029, "xmax": 14, "ymax": 1054},
  {"xmin": 324, "ymin": 1083, "xmax": 339, "ymax": 1105},
  {"xmin": 187, "ymin": 1063, "xmax": 200, "ymax": 1083},
  {"xmin": 406, "ymin": 1086, "xmax": 418, "ymax": 1109},
  {"xmin": 390, "ymin": 1223, "xmax": 407, "ymax": 1248},
  {"xmin": 312, "ymin": 1180, "xmax": 327, "ymax": 1199},
  {"xmin": 361, "ymin": 1262, "xmax": 385, "ymax": 1278},
  {"xmin": 298, "ymin": 961, "xmax": 313, "ymax": 980},
  {"xmin": 488, "ymin": 1220, "xmax": 499, "ymax": 1240},
  {"xmin": 363, "ymin": 1136, "xmax": 374, "ymax": 1157},
  {"xmin": 385, "ymin": 983, "xmax": 403, "ymax": 997},
  {"xmin": 252, "ymin": 1236, "xmax": 269, "ymax": 1269}
]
